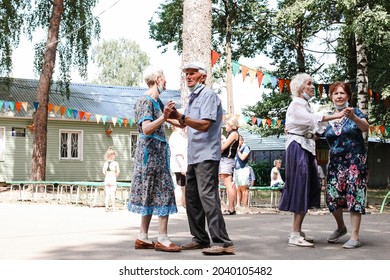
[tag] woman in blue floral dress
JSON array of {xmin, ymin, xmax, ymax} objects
[
  {"xmin": 128, "ymin": 66, "xmax": 180, "ymax": 252},
  {"xmin": 324, "ymin": 81, "xmax": 369, "ymax": 249}
]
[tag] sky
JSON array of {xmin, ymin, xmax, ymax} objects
[{"xmin": 10, "ymin": 0, "xmax": 277, "ymax": 115}]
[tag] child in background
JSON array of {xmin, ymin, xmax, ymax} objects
[{"xmin": 103, "ymin": 147, "xmax": 120, "ymax": 212}]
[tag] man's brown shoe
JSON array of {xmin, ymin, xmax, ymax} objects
[
  {"xmin": 180, "ymin": 241, "xmax": 210, "ymax": 250},
  {"xmin": 155, "ymin": 241, "xmax": 181, "ymax": 252},
  {"xmin": 202, "ymin": 245, "xmax": 236, "ymax": 255},
  {"xmin": 134, "ymin": 239, "xmax": 155, "ymax": 249}
]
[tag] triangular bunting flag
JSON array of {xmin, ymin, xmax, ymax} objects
[
  {"xmin": 60, "ymin": 106, "xmax": 66, "ymax": 116},
  {"xmin": 79, "ymin": 111, "xmax": 85, "ymax": 120},
  {"xmin": 286, "ymin": 79, "xmax": 291, "ymax": 93},
  {"xmin": 112, "ymin": 117, "xmax": 117, "ymax": 126},
  {"xmin": 53, "ymin": 105, "xmax": 60, "ymax": 114},
  {"xmin": 15, "ymin": 102, "xmax": 22, "ymax": 112},
  {"xmin": 232, "ymin": 61, "xmax": 240, "ymax": 76},
  {"xmin": 129, "ymin": 118, "xmax": 134, "ymax": 127},
  {"xmin": 257, "ymin": 71, "xmax": 264, "ymax": 87},
  {"xmin": 101, "ymin": 115, "xmax": 108, "ymax": 124},
  {"xmin": 48, "ymin": 103, "xmax": 54, "ymax": 113},
  {"xmin": 123, "ymin": 118, "xmax": 128, "ymax": 127},
  {"xmin": 4, "ymin": 101, "xmax": 10, "ymax": 110},
  {"xmin": 9, "ymin": 101, "xmax": 15, "ymax": 111},
  {"xmin": 117, "ymin": 118, "xmax": 123, "ymax": 127},
  {"xmin": 279, "ymin": 79, "xmax": 285, "ymax": 94},
  {"xmin": 256, "ymin": 118, "xmax": 261, "ymax": 126},
  {"xmin": 22, "ymin": 102, "xmax": 28, "ymax": 112},
  {"xmin": 270, "ymin": 76, "xmax": 278, "ymax": 89},
  {"xmin": 241, "ymin": 65, "xmax": 249, "ymax": 81},
  {"xmin": 85, "ymin": 112, "xmax": 91, "ymax": 121},
  {"xmin": 249, "ymin": 69, "xmax": 256, "ymax": 83},
  {"xmin": 0, "ymin": 100, "xmax": 3, "ymax": 109},
  {"xmin": 318, "ymin": 84, "xmax": 324, "ymax": 98},
  {"xmin": 211, "ymin": 50, "xmax": 220, "ymax": 66},
  {"xmin": 96, "ymin": 114, "xmax": 102, "ymax": 124},
  {"xmin": 33, "ymin": 101, "xmax": 39, "ymax": 110},
  {"xmin": 66, "ymin": 108, "xmax": 72, "ymax": 118}
]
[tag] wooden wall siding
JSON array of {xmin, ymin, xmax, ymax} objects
[{"xmin": 0, "ymin": 117, "xmax": 136, "ymax": 182}]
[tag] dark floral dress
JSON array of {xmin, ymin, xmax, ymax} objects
[
  {"xmin": 324, "ymin": 108, "xmax": 368, "ymax": 214},
  {"xmin": 127, "ymin": 95, "xmax": 177, "ymax": 216}
]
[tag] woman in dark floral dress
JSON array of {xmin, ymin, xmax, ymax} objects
[
  {"xmin": 324, "ymin": 81, "xmax": 369, "ymax": 249},
  {"xmin": 128, "ymin": 66, "xmax": 180, "ymax": 252}
]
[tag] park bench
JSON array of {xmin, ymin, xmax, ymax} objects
[
  {"xmin": 219, "ymin": 185, "xmax": 284, "ymax": 208},
  {"xmin": 5, "ymin": 181, "xmax": 131, "ymax": 207}
]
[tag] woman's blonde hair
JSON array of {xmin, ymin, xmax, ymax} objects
[
  {"xmin": 225, "ymin": 117, "xmax": 239, "ymax": 130},
  {"xmin": 273, "ymin": 159, "xmax": 282, "ymax": 166},
  {"xmin": 104, "ymin": 147, "xmax": 116, "ymax": 161}
]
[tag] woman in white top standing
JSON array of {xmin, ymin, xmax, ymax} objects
[
  {"xmin": 278, "ymin": 73, "xmax": 345, "ymax": 247},
  {"xmin": 103, "ymin": 147, "xmax": 120, "ymax": 212},
  {"xmin": 169, "ymin": 124, "xmax": 188, "ymax": 210}
]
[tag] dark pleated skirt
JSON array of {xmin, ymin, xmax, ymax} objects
[{"xmin": 278, "ymin": 141, "xmax": 321, "ymax": 213}]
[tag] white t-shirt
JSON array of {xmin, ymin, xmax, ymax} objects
[
  {"xmin": 169, "ymin": 130, "xmax": 188, "ymax": 173},
  {"xmin": 103, "ymin": 160, "xmax": 120, "ymax": 185},
  {"xmin": 270, "ymin": 167, "xmax": 284, "ymax": 186}
]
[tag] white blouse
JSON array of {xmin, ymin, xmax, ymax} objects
[{"xmin": 285, "ymin": 97, "xmax": 324, "ymax": 155}]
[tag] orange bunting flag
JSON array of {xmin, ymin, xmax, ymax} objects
[
  {"xmin": 368, "ymin": 88, "xmax": 373, "ymax": 99},
  {"xmin": 211, "ymin": 50, "xmax": 220, "ymax": 66},
  {"xmin": 53, "ymin": 105, "xmax": 60, "ymax": 114},
  {"xmin": 15, "ymin": 102, "xmax": 22, "ymax": 112},
  {"xmin": 123, "ymin": 118, "xmax": 129, "ymax": 127},
  {"xmin": 266, "ymin": 118, "xmax": 272, "ymax": 126},
  {"xmin": 318, "ymin": 84, "xmax": 324, "ymax": 98},
  {"xmin": 277, "ymin": 119, "xmax": 282, "ymax": 127},
  {"xmin": 369, "ymin": 126, "xmax": 375, "ymax": 134},
  {"xmin": 84, "ymin": 112, "xmax": 91, "ymax": 121},
  {"xmin": 241, "ymin": 65, "xmax": 249, "ymax": 81},
  {"xmin": 48, "ymin": 103, "xmax": 54, "ymax": 113},
  {"xmin": 285, "ymin": 79, "xmax": 291, "ymax": 93},
  {"xmin": 380, "ymin": 125, "xmax": 385, "ymax": 135},
  {"xmin": 257, "ymin": 71, "xmax": 264, "ymax": 87},
  {"xmin": 279, "ymin": 79, "xmax": 285, "ymax": 94},
  {"xmin": 79, "ymin": 111, "xmax": 85, "ymax": 120},
  {"xmin": 60, "ymin": 106, "xmax": 66, "ymax": 116}
]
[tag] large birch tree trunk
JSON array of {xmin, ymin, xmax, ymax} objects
[
  {"xmin": 355, "ymin": 36, "xmax": 369, "ymax": 142},
  {"xmin": 31, "ymin": 0, "xmax": 64, "ymax": 181},
  {"xmin": 181, "ymin": 0, "xmax": 212, "ymax": 105}
]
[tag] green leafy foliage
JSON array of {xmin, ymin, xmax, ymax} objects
[{"xmin": 92, "ymin": 38, "xmax": 150, "ymax": 86}]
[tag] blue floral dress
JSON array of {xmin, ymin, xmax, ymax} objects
[
  {"xmin": 128, "ymin": 95, "xmax": 177, "ymax": 216},
  {"xmin": 324, "ymin": 108, "xmax": 368, "ymax": 214}
]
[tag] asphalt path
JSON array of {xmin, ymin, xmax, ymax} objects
[{"xmin": 1, "ymin": 202, "xmax": 389, "ymax": 261}]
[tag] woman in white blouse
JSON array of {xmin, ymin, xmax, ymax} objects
[{"xmin": 278, "ymin": 73, "xmax": 345, "ymax": 247}]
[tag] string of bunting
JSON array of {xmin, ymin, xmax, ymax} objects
[
  {"xmin": 212, "ymin": 50, "xmax": 388, "ymax": 101},
  {"xmin": 0, "ymin": 100, "xmax": 134, "ymax": 128},
  {"xmin": 212, "ymin": 49, "xmax": 389, "ymax": 136}
]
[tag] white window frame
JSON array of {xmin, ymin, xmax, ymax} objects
[
  {"xmin": 130, "ymin": 132, "xmax": 138, "ymax": 159},
  {"xmin": 59, "ymin": 129, "xmax": 83, "ymax": 161},
  {"xmin": 0, "ymin": 127, "xmax": 5, "ymax": 161}
]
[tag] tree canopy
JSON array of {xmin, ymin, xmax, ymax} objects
[{"xmin": 92, "ymin": 38, "xmax": 150, "ymax": 87}]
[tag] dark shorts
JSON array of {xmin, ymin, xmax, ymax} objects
[{"xmin": 174, "ymin": 172, "xmax": 186, "ymax": 187}]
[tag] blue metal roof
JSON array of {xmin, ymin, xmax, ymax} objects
[{"xmin": 0, "ymin": 77, "xmax": 181, "ymax": 121}]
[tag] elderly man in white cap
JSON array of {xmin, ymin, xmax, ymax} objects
[{"xmin": 174, "ymin": 61, "xmax": 235, "ymax": 255}]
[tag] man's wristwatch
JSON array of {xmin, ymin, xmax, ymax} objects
[{"xmin": 179, "ymin": 114, "xmax": 186, "ymax": 124}]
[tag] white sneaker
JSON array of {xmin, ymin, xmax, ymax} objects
[{"xmin": 288, "ymin": 236, "xmax": 314, "ymax": 247}]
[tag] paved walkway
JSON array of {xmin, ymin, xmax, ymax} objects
[{"xmin": 1, "ymin": 202, "xmax": 389, "ymax": 260}]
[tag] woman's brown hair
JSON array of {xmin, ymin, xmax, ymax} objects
[{"xmin": 328, "ymin": 81, "xmax": 352, "ymax": 101}]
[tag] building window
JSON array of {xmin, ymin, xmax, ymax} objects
[
  {"xmin": 0, "ymin": 127, "xmax": 5, "ymax": 161},
  {"xmin": 130, "ymin": 132, "xmax": 138, "ymax": 159},
  {"xmin": 60, "ymin": 130, "xmax": 83, "ymax": 160}
]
